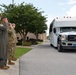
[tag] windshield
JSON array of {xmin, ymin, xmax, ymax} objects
[{"xmin": 60, "ymin": 27, "xmax": 76, "ymax": 33}]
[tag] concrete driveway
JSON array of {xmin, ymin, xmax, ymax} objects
[
  {"xmin": 20, "ymin": 40, "xmax": 76, "ymax": 75},
  {"xmin": 0, "ymin": 59, "xmax": 19, "ymax": 75}
]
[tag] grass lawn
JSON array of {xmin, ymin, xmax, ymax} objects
[
  {"xmin": 15, "ymin": 47, "xmax": 32, "ymax": 59},
  {"xmin": 38, "ymin": 42, "xmax": 43, "ymax": 44}
]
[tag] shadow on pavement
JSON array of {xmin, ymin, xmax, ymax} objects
[{"xmin": 63, "ymin": 49, "xmax": 76, "ymax": 53}]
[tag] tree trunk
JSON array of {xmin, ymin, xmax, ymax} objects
[
  {"xmin": 35, "ymin": 33, "xmax": 38, "ymax": 43},
  {"xmin": 23, "ymin": 34, "xmax": 27, "ymax": 42},
  {"xmin": 19, "ymin": 32, "xmax": 23, "ymax": 39}
]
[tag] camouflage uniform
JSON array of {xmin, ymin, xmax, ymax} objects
[{"xmin": 8, "ymin": 28, "xmax": 17, "ymax": 61}]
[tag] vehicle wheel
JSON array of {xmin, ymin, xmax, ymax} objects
[
  {"xmin": 50, "ymin": 44, "xmax": 53, "ymax": 47},
  {"xmin": 57, "ymin": 41, "xmax": 62, "ymax": 52}
]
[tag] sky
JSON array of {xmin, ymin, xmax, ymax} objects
[{"xmin": 0, "ymin": 0, "xmax": 76, "ymax": 35}]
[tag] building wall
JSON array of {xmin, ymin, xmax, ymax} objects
[
  {"xmin": 27, "ymin": 32, "xmax": 36, "ymax": 39},
  {"xmin": 38, "ymin": 33, "xmax": 46, "ymax": 41},
  {"xmin": 27, "ymin": 33, "xmax": 46, "ymax": 41},
  {"xmin": 17, "ymin": 32, "xmax": 47, "ymax": 41}
]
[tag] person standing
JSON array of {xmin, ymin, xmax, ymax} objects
[
  {"xmin": 0, "ymin": 17, "xmax": 10, "ymax": 69},
  {"xmin": 8, "ymin": 23, "xmax": 17, "ymax": 65},
  {"xmin": 11, "ymin": 23, "xmax": 17, "ymax": 61}
]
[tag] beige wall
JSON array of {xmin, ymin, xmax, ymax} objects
[
  {"xmin": 17, "ymin": 32, "xmax": 46, "ymax": 41},
  {"xmin": 38, "ymin": 33, "xmax": 46, "ymax": 41},
  {"xmin": 27, "ymin": 33, "xmax": 46, "ymax": 41},
  {"xmin": 27, "ymin": 32, "xmax": 36, "ymax": 39}
]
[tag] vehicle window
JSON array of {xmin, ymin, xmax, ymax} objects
[
  {"xmin": 60, "ymin": 27, "xmax": 76, "ymax": 32},
  {"xmin": 49, "ymin": 23, "xmax": 53, "ymax": 32}
]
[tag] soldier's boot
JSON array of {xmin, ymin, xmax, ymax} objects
[
  {"xmin": 0, "ymin": 66, "xmax": 10, "ymax": 70},
  {"xmin": 12, "ymin": 57, "xmax": 17, "ymax": 61},
  {"xmin": 8, "ymin": 61, "xmax": 15, "ymax": 65}
]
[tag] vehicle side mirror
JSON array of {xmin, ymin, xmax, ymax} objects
[{"xmin": 53, "ymin": 28, "xmax": 56, "ymax": 33}]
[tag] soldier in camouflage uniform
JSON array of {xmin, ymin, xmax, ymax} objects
[
  {"xmin": 11, "ymin": 23, "xmax": 17, "ymax": 61},
  {"xmin": 8, "ymin": 23, "xmax": 17, "ymax": 65}
]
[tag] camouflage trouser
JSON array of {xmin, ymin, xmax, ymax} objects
[{"xmin": 8, "ymin": 43, "xmax": 16, "ymax": 61}]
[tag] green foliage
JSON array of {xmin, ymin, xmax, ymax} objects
[
  {"xmin": 47, "ymin": 36, "xmax": 50, "ymax": 39},
  {"xmin": 0, "ymin": 2, "xmax": 47, "ymax": 41},
  {"xmin": 29, "ymin": 38, "xmax": 38, "ymax": 45},
  {"xmin": 37, "ymin": 39, "xmax": 43, "ymax": 42},
  {"xmin": 17, "ymin": 39, "xmax": 22, "ymax": 45},
  {"xmin": 22, "ymin": 41, "xmax": 32, "ymax": 46},
  {"xmin": 38, "ymin": 42, "xmax": 42, "ymax": 44}
]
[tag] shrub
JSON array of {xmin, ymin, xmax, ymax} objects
[
  {"xmin": 22, "ymin": 41, "xmax": 32, "ymax": 46},
  {"xmin": 37, "ymin": 39, "xmax": 43, "ymax": 42},
  {"xmin": 29, "ymin": 38, "xmax": 38, "ymax": 45},
  {"xmin": 17, "ymin": 39, "xmax": 22, "ymax": 45}
]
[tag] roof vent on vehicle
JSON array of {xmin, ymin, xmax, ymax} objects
[
  {"xmin": 64, "ymin": 16, "xmax": 65, "ymax": 18},
  {"xmin": 56, "ymin": 17, "xmax": 58, "ymax": 19}
]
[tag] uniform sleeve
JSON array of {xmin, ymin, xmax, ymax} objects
[{"xmin": 0, "ymin": 25, "xmax": 7, "ymax": 31}]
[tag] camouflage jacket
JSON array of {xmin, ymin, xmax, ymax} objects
[{"xmin": 8, "ymin": 28, "xmax": 17, "ymax": 44}]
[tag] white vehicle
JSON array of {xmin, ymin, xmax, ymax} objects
[{"xmin": 49, "ymin": 17, "xmax": 76, "ymax": 52}]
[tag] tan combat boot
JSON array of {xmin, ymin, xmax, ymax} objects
[
  {"xmin": 0, "ymin": 66, "xmax": 10, "ymax": 70},
  {"xmin": 12, "ymin": 57, "xmax": 17, "ymax": 61},
  {"xmin": 8, "ymin": 60, "xmax": 15, "ymax": 65}
]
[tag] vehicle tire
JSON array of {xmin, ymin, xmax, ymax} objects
[
  {"xmin": 57, "ymin": 41, "xmax": 62, "ymax": 52},
  {"xmin": 50, "ymin": 44, "xmax": 53, "ymax": 47}
]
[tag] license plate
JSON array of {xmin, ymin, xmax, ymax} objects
[{"xmin": 73, "ymin": 44, "xmax": 76, "ymax": 46}]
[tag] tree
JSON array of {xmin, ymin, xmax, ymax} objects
[
  {"xmin": 29, "ymin": 14, "xmax": 47, "ymax": 40},
  {"xmin": 0, "ymin": 2, "xmax": 47, "ymax": 42}
]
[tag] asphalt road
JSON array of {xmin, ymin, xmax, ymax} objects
[{"xmin": 20, "ymin": 40, "xmax": 76, "ymax": 75}]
